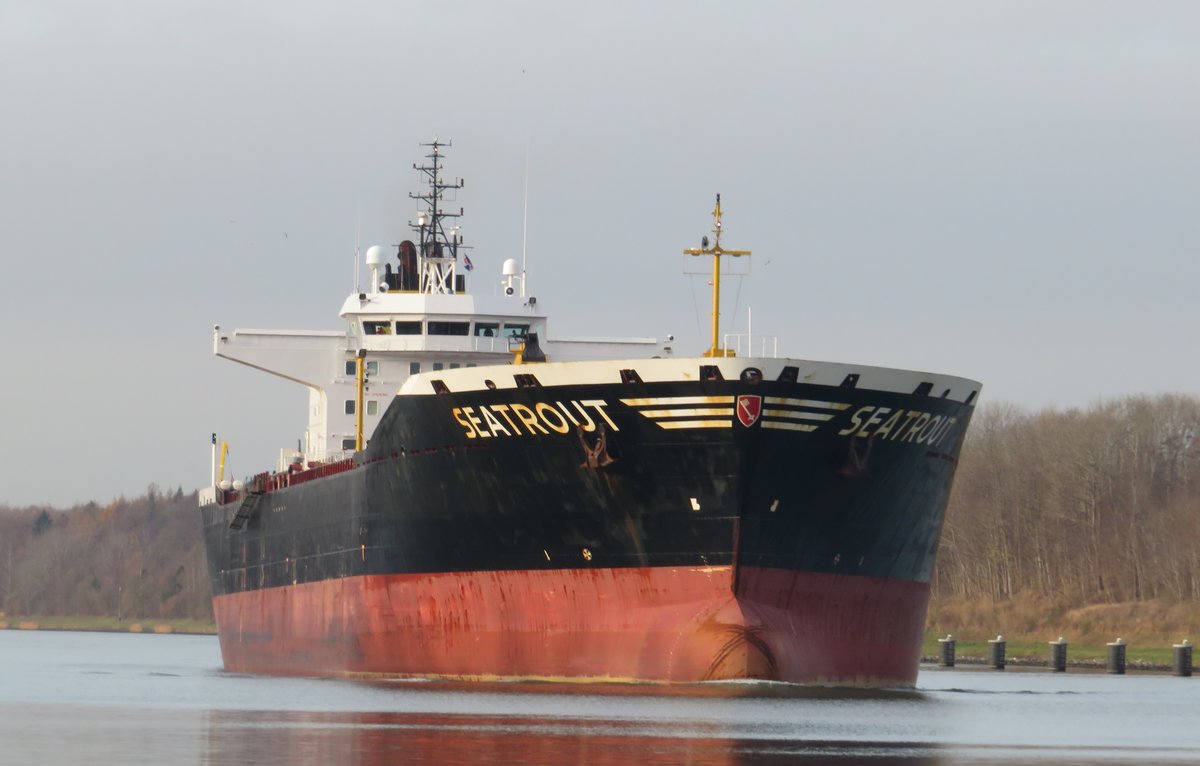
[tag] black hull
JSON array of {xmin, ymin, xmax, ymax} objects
[{"xmin": 204, "ymin": 372, "xmax": 973, "ymax": 598}]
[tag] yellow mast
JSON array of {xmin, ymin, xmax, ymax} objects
[
  {"xmin": 355, "ymin": 349, "xmax": 366, "ymax": 451},
  {"xmin": 683, "ymin": 194, "xmax": 751, "ymax": 357}
]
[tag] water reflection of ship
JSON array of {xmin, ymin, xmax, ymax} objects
[{"xmin": 201, "ymin": 706, "xmax": 945, "ymax": 766}]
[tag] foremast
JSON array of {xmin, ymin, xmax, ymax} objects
[{"xmin": 683, "ymin": 194, "xmax": 751, "ymax": 358}]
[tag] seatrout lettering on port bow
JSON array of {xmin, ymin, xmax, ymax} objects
[
  {"xmin": 837, "ymin": 406, "xmax": 960, "ymax": 447},
  {"xmin": 452, "ymin": 399, "xmax": 619, "ymax": 439}
]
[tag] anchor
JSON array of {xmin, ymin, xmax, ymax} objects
[
  {"xmin": 838, "ymin": 433, "xmax": 874, "ymax": 478},
  {"xmin": 579, "ymin": 423, "xmax": 616, "ymax": 469}
]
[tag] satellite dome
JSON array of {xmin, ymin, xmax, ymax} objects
[{"xmin": 365, "ymin": 245, "xmax": 385, "ymax": 266}]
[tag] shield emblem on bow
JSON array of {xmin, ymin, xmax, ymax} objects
[{"xmin": 736, "ymin": 395, "xmax": 762, "ymax": 428}]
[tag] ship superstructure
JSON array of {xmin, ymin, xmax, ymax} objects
[{"xmin": 210, "ymin": 141, "xmax": 670, "ymax": 470}]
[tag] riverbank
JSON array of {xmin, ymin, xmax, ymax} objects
[
  {"xmin": 924, "ymin": 594, "xmax": 1196, "ymax": 669},
  {"xmin": 0, "ymin": 614, "xmax": 216, "ymax": 635},
  {"xmin": 928, "ymin": 595, "xmax": 1197, "ymax": 645}
]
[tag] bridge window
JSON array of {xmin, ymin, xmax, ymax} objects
[
  {"xmin": 433, "ymin": 363, "xmax": 444, "ymax": 371},
  {"xmin": 502, "ymin": 323, "xmax": 529, "ymax": 337},
  {"xmin": 428, "ymin": 321, "xmax": 470, "ymax": 336},
  {"xmin": 394, "ymin": 321, "xmax": 422, "ymax": 335},
  {"xmin": 474, "ymin": 322, "xmax": 499, "ymax": 337},
  {"xmin": 409, "ymin": 362, "xmax": 420, "ymax": 375},
  {"xmin": 364, "ymin": 321, "xmax": 391, "ymax": 335}
]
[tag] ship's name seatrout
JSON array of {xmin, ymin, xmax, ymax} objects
[
  {"xmin": 838, "ymin": 405, "xmax": 959, "ymax": 447},
  {"xmin": 452, "ymin": 399, "xmax": 618, "ymax": 439}
]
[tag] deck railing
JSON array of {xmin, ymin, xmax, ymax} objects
[{"xmin": 722, "ymin": 333, "xmax": 780, "ymax": 358}]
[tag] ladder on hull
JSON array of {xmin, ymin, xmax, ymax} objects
[{"xmin": 229, "ymin": 490, "xmax": 264, "ymax": 530}]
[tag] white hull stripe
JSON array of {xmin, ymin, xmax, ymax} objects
[
  {"xmin": 657, "ymin": 420, "xmax": 732, "ymax": 430},
  {"xmin": 762, "ymin": 421, "xmax": 819, "ymax": 432},
  {"xmin": 621, "ymin": 396, "xmax": 735, "ymax": 407},
  {"xmin": 622, "ymin": 394, "xmax": 852, "ymax": 433},
  {"xmin": 763, "ymin": 396, "xmax": 852, "ymax": 411},
  {"xmin": 622, "ymin": 395, "xmax": 737, "ymax": 430},
  {"xmin": 762, "ymin": 408, "xmax": 833, "ymax": 421},
  {"xmin": 636, "ymin": 407, "xmax": 734, "ymax": 418}
]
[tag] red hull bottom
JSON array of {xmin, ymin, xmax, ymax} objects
[{"xmin": 212, "ymin": 566, "xmax": 930, "ymax": 687}]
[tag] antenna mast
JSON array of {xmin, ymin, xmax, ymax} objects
[
  {"xmin": 682, "ymin": 194, "xmax": 751, "ymax": 357},
  {"xmin": 521, "ymin": 139, "xmax": 529, "ymax": 297},
  {"xmin": 409, "ymin": 140, "xmax": 467, "ymax": 294},
  {"xmin": 353, "ymin": 208, "xmax": 361, "ymax": 293}
]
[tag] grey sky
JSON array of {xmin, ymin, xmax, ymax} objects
[{"xmin": 2, "ymin": 1, "xmax": 1197, "ymax": 507}]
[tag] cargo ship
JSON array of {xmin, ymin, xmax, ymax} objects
[{"xmin": 200, "ymin": 141, "xmax": 980, "ymax": 687}]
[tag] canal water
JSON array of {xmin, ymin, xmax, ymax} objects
[{"xmin": 0, "ymin": 630, "xmax": 1196, "ymax": 765}]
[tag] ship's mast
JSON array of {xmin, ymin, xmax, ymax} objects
[
  {"xmin": 683, "ymin": 194, "xmax": 751, "ymax": 357},
  {"xmin": 409, "ymin": 140, "xmax": 467, "ymax": 294}
]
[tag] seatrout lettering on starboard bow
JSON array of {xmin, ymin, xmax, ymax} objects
[
  {"xmin": 838, "ymin": 405, "xmax": 960, "ymax": 447},
  {"xmin": 200, "ymin": 142, "xmax": 981, "ymax": 688}
]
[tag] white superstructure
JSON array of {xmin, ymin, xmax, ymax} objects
[{"xmin": 212, "ymin": 141, "xmax": 672, "ymax": 469}]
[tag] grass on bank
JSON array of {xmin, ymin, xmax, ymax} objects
[
  {"xmin": 924, "ymin": 595, "xmax": 1196, "ymax": 667},
  {"xmin": 0, "ymin": 614, "xmax": 216, "ymax": 634}
]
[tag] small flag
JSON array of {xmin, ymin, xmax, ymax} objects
[{"xmin": 463, "ymin": 254, "xmax": 474, "ymax": 271}]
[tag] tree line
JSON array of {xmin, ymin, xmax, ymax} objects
[
  {"xmin": 0, "ymin": 485, "xmax": 211, "ymax": 621},
  {"xmin": 1, "ymin": 394, "xmax": 1197, "ymax": 622},
  {"xmin": 936, "ymin": 394, "xmax": 1200, "ymax": 604}
]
